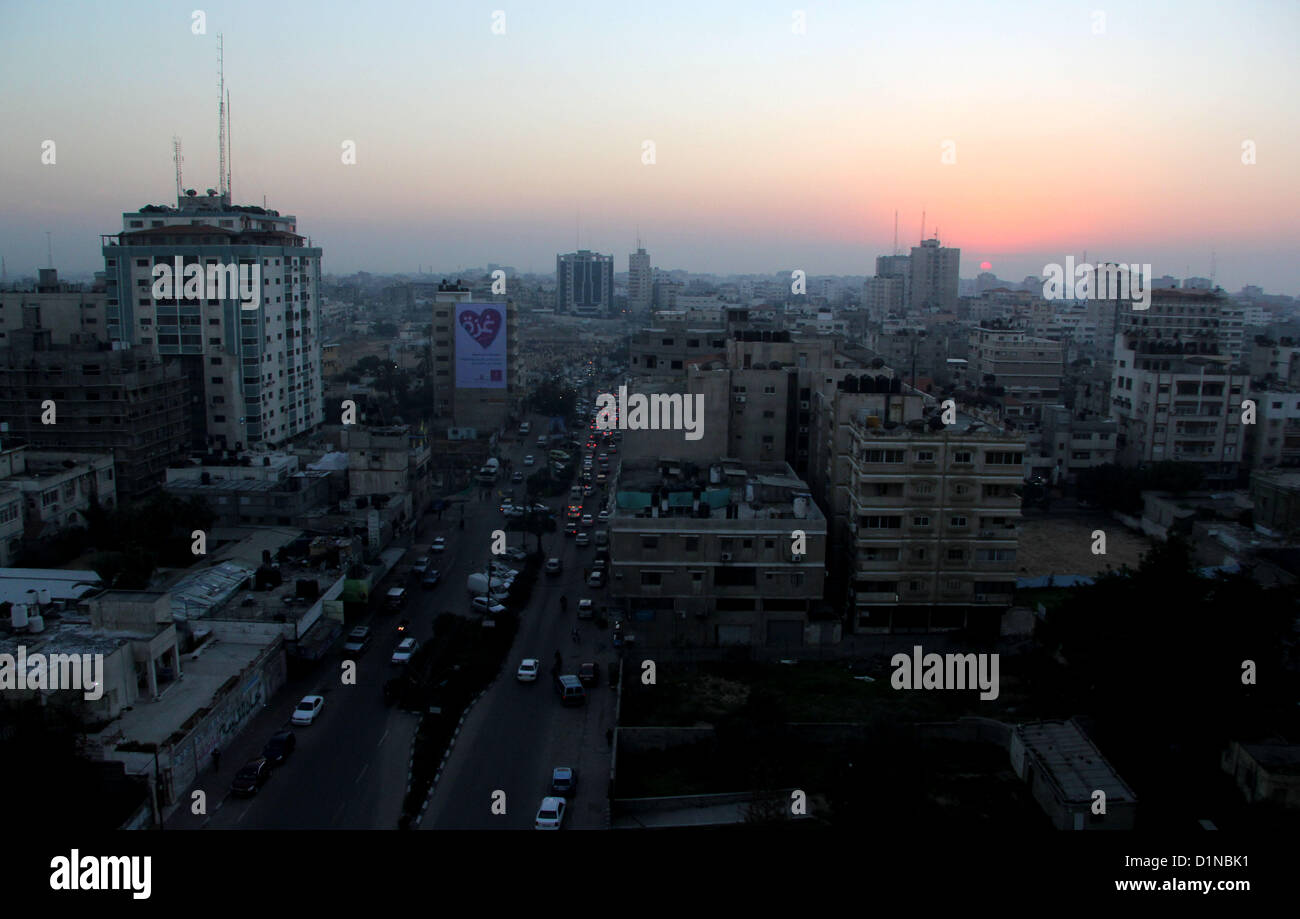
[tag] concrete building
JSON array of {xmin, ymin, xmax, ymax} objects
[
  {"xmin": 843, "ymin": 404, "xmax": 1024, "ymax": 633},
  {"xmin": 1250, "ymin": 470, "xmax": 1300, "ymax": 537},
  {"xmin": 163, "ymin": 452, "xmax": 331, "ymax": 527},
  {"xmin": 429, "ymin": 280, "xmax": 520, "ymax": 433},
  {"xmin": 343, "ymin": 425, "xmax": 433, "ymax": 519},
  {"xmin": 607, "ymin": 458, "xmax": 826, "ymax": 648},
  {"xmin": 1038, "ymin": 404, "xmax": 1118, "ymax": 484},
  {"xmin": 1222, "ymin": 741, "xmax": 1300, "ymax": 809},
  {"xmin": 0, "ymin": 268, "xmax": 108, "ymax": 345},
  {"xmin": 556, "ymin": 250, "xmax": 614, "ymax": 317},
  {"xmin": 628, "ymin": 247, "xmax": 653, "ymax": 313},
  {"xmin": 1011, "ymin": 719, "xmax": 1138, "ymax": 830},
  {"xmin": 0, "ymin": 443, "xmax": 116, "ymax": 540},
  {"xmin": 1247, "ymin": 391, "xmax": 1300, "ymax": 470},
  {"xmin": 0, "ymin": 328, "xmax": 190, "ymax": 499},
  {"xmin": 1110, "ymin": 291, "xmax": 1247, "ymax": 483},
  {"xmin": 100, "ymin": 190, "xmax": 324, "ymax": 450},
  {"xmin": 969, "ymin": 323, "xmax": 1065, "ymax": 416},
  {"xmin": 909, "ymin": 239, "xmax": 960, "ymax": 314},
  {"xmin": 0, "ymin": 486, "xmax": 22, "ymax": 566}
]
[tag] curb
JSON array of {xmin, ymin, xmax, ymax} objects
[{"xmin": 409, "ymin": 683, "xmax": 493, "ymax": 828}]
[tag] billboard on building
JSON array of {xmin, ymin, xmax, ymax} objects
[{"xmin": 454, "ymin": 302, "xmax": 507, "ymax": 389}]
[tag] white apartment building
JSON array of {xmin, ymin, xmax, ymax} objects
[{"xmin": 101, "ymin": 191, "xmax": 324, "ymax": 450}]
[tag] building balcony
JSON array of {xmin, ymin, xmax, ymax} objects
[{"xmin": 855, "ymin": 591, "xmax": 900, "ymax": 603}]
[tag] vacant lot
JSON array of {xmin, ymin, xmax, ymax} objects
[{"xmin": 1016, "ymin": 515, "xmax": 1150, "ymax": 578}]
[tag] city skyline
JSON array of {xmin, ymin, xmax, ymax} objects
[{"xmin": 1, "ymin": 0, "xmax": 1297, "ymax": 291}]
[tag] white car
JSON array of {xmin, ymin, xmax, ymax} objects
[
  {"xmin": 523, "ymin": 455, "xmax": 535, "ymax": 466},
  {"xmin": 291, "ymin": 695, "xmax": 324, "ymax": 725},
  {"xmin": 472, "ymin": 597, "xmax": 507, "ymax": 615},
  {"xmin": 580, "ymin": 514, "xmax": 594, "ymax": 527},
  {"xmin": 587, "ymin": 570, "xmax": 605, "ymax": 588},
  {"xmin": 390, "ymin": 637, "xmax": 418, "ymax": 664},
  {"xmin": 577, "ymin": 599, "xmax": 594, "ymax": 619},
  {"xmin": 597, "ymin": 510, "xmax": 610, "ymax": 522},
  {"xmin": 517, "ymin": 658, "xmax": 540, "ymax": 682},
  {"xmin": 431, "ymin": 537, "xmax": 446, "ymax": 553},
  {"xmin": 535, "ymin": 796, "xmax": 567, "ymax": 830},
  {"xmin": 575, "ymin": 532, "xmax": 590, "ymax": 547}
]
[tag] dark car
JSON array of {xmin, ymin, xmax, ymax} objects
[
  {"xmin": 578, "ymin": 662, "xmax": 598, "ymax": 687},
  {"xmin": 230, "ymin": 758, "xmax": 273, "ymax": 796},
  {"xmin": 422, "ymin": 568, "xmax": 441, "ymax": 589},
  {"xmin": 261, "ymin": 730, "xmax": 296, "ymax": 765},
  {"xmin": 551, "ymin": 766, "xmax": 578, "ymax": 796}
]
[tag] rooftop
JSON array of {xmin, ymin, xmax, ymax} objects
[{"xmin": 1017, "ymin": 719, "xmax": 1136, "ymax": 805}]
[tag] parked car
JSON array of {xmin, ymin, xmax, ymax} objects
[
  {"xmin": 535, "ymin": 796, "xmax": 567, "ymax": 830},
  {"xmin": 431, "ymin": 537, "xmax": 446, "ymax": 553},
  {"xmin": 230, "ymin": 758, "xmax": 273, "ymax": 796},
  {"xmin": 422, "ymin": 568, "xmax": 441, "ymax": 589},
  {"xmin": 291, "ymin": 695, "xmax": 324, "ymax": 725},
  {"xmin": 550, "ymin": 767, "xmax": 578, "ymax": 796},
  {"xmin": 343, "ymin": 626, "xmax": 371, "ymax": 655},
  {"xmin": 472, "ymin": 596, "xmax": 507, "ymax": 615},
  {"xmin": 517, "ymin": 658, "xmax": 540, "ymax": 682},
  {"xmin": 391, "ymin": 637, "xmax": 418, "ymax": 664},
  {"xmin": 261, "ymin": 730, "xmax": 296, "ymax": 765},
  {"xmin": 545, "ymin": 558, "xmax": 563, "ymax": 576},
  {"xmin": 578, "ymin": 662, "xmax": 599, "ymax": 687},
  {"xmin": 503, "ymin": 547, "xmax": 529, "ymax": 561}
]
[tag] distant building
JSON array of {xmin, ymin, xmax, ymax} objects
[
  {"xmin": 909, "ymin": 238, "xmax": 959, "ymax": 313},
  {"xmin": 429, "ymin": 280, "xmax": 520, "ymax": 432},
  {"xmin": 0, "ymin": 268, "xmax": 108, "ymax": 345},
  {"xmin": 556, "ymin": 250, "xmax": 614, "ymax": 317},
  {"xmin": 0, "ymin": 443, "xmax": 116, "ymax": 543},
  {"xmin": 628, "ymin": 247, "xmax": 652, "ymax": 313}
]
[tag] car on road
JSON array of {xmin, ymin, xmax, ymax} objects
[
  {"xmin": 431, "ymin": 537, "xmax": 446, "ymax": 553},
  {"xmin": 230, "ymin": 758, "xmax": 273, "ymax": 797},
  {"xmin": 471, "ymin": 596, "xmax": 508, "ymax": 615},
  {"xmin": 391, "ymin": 637, "xmax": 418, "ymax": 664},
  {"xmin": 583, "ymin": 485, "xmax": 594, "ymax": 497},
  {"xmin": 545, "ymin": 558, "xmax": 563, "ymax": 576},
  {"xmin": 385, "ymin": 587, "xmax": 408, "ymax": 610},
  {"xmin": 503, "ymin": 547, "xmax": 529, "ymax": 561},
  {"xmin": 503, "ymin": 506, "xmax": 525, "ymax": 519},
  {"xmin": 574, "ymin": 532, "xmax": 590, "ymax": 547},
  {"xmin": 523, "ymin": 454, "xmax": 535, "ymax": 466},
  {"xmin": 343, "ymin": 626, "xmax": 371, "ymax": 655},
  {"xmin": 511, "ymin": 471, "xmax": 524, "ymax": 483},
  {"xmin": 564, "ymin": 524, "xmax": 578, "ymax": 538},
  {"xmin": 578, "ymin": 662, "xmax": 599, "ymax": 687},
  {"xmin": 587, "ymin": 570, "xmax": 605, "ymax": 588},
  {"xmin": 517, "ymin": 658, "xmax": 540, "ymax": 682},
  {"xmin": 597, "ymin": 510, "xmax": 610, "ymax": 522},
  {"xmin": 396, "ymin": 618, "xmax": 410, "ymax": 633},
  {"xmin": 411, "ymin": 557, "xmax": 430, "ymax": 575},
  {"xmin": 580, "ymin": 514, "xmax": 594, "ymax": 527},
  {"xmin": 570, "ymin": 485, "xmax": 582, "ymax": 498},
  {"xmin": 421, "ymin": 568, "xmax": 441, "ymax": 589},
  {"xmin": 577, "ymin": 599, "xmax": 594, "ymax": 619},
  {"xmin": 550, "ymin": 767, "xmax": 578, "ymax": 797},
  {"xmin": 261, "ymin": 730, "xmax": 296, "ymax": 765},
  {"xmin": 291, "ymin": 695, "xmax": 324, "ymax": 725},
  {"xmin": 535, "ymin": 796, "xmax": 567, "ymax": 830},
  {"xmin": 537, "ymin": 436, "xmax": 548, "ymax": 447}
]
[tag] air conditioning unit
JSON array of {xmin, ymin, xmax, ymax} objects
[
  {"xmin": 735, "ymin": 395, "xmax": 747, "ymax": 403},
  {"xmin": 974, "ymin": 593, "xmax": 988, "ymax": 602},
  {"xmin": 720, "ymin": 552, "xmax": 733, "ymax": 562},
  {"xmin": 791, "ymin": 554, "xmax": 804, "ymax": 563}
]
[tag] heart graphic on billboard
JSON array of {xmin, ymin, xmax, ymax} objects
[{"xmin": 458, "ymin": 308, "xmax": 502, "ymax": 349}]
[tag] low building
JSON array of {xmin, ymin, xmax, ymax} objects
[
  {"xmin": 608, "ymin": 458, "xmax": 827, "ymax": 648},
  {"xmin": 1221, "ymin": 741, "xmax": 1300, "ymax": 809},
  {"xmin": 1250, "ymin": 469, "xmax": 1300, "ymax": 537},
  {"xmin": 0, "ymin": 443, "xmax": 116, "ymax": 541},
  {"xmin": 1010, "ymin": 719, "xmax": 1137, "ymax": 830},
  {"xmin": 163, "ymin": 453, "xmax": 331, "ymax": 527}
]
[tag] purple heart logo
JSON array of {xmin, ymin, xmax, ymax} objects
[{"xmin": 458, "ymin": 308, "xmax": 502, "ymax": 349}]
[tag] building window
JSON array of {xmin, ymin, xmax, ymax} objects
[{"xmin": 950, "ymin": 516, "xmax": 967, "ymax": 527}]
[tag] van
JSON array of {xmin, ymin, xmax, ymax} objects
[
  {"xmin": 555, "ymin": 674, "xmax": 586, "ymax": 706},
  {"xmin": 385, "ymin": 587, "xmax": 408, "ymax": 610}
]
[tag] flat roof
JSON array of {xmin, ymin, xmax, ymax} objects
[{"xmin": 1018, "ymin": 720, "xmax": 1136, "ymax": 805}]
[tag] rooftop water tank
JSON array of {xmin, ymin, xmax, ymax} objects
[{"xmin": 10, "ymin": 603, "xmax": 29, "ymax": 630}]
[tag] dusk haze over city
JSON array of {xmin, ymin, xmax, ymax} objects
[{"xmin": 0, "ymin": 0, "xmax": 1296, "ymax": 907}]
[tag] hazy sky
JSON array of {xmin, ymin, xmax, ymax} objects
[{"xmin": 2, "ymin": 0, "xmax": 1297, "ymax": 292}]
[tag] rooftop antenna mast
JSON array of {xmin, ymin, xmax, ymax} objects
[
  {"xmin": 893, "ymin": 210, "xmax": 899, "ymax": 256},
  {"xmin": 172, "ymin": 136, "xmax": 184, "ymax": 200},
  {"xmin": 217, "ymin": 34, "xmax": 227, "ymax": 199},
  {"xmin": 226, "ymin": 88, "xmax": 232, "ymax": 202}
]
